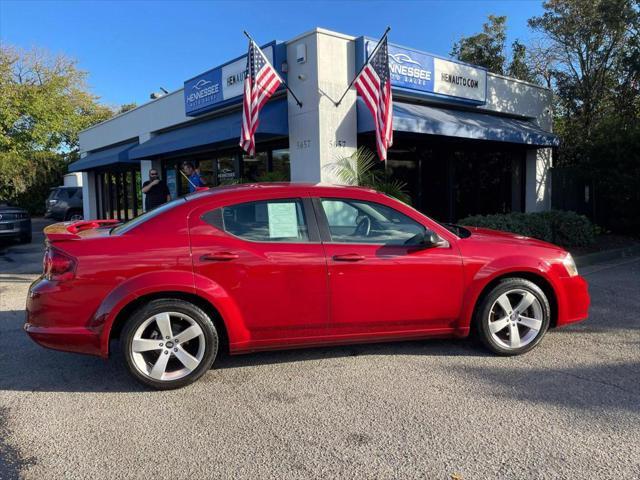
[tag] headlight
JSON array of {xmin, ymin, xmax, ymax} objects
[{"xmin": 562, "ymin": 253, "xmax": 578, "ymax": 277}]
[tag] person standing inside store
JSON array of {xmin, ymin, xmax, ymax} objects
[
  {"xmin": 141, "ymin": 169, "xmax": 171, "ymax": 211},
  {"xmin": 180, "ymin": 161, "xmax": 205, "ymax": 193}
]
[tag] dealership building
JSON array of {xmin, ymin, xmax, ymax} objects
[{"xmin": 72, "ymin": 28, "xmax": 557, "ymax": 222}]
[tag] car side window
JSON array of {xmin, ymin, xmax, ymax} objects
[
  {"xmin": 202, "ymin": 199, "xmax": 310, "ymax": 243},
  {"xmin": 320, "ymin": 198, "xmax": 426, "ymax": 245}
]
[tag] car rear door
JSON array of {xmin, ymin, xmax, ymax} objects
[
  {"xmin": 189, "ymin": 193, "xmax": 329, "ymax": 349},
  {"xmin": 314, "ymin": 195, "xmax": 464, "ymax": 337}
]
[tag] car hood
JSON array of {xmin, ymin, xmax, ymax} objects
[{"xmin": 463, "ymin": 226, "xmax": 562, "ymax": 251}]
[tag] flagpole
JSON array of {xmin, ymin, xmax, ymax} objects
[
  {"xmin": 333, "ymin": 26, "xmax": 391, "ymax": 107},
  {"xmin": 243, "ymin": 31, "xmax": 303, "ymax": 108},
  {"xmin": 179, "ymin": 169, "xmax": 197, "ymax": 189}
]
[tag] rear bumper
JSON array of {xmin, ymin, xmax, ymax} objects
[
  {"xmin": 555, "ymin": 274, "xmax": 590, "ymax": 327},
  {"xmin": 24, "ymin": 323, "xmax": 102, "ymax": 356},
  {"xmin": 25, "ymin": 277, "xmax": 103, "ymax": 357}
]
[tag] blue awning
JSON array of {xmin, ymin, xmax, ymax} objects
[
  {"xmin": 68, "ymin": 141, "xmax": 139, "ymax": 172},
  {"xmin": 358, "ymin": 100, "xmax": 559, "ymax": 147},
  {"xmin": 129, "ymin": 98, "xmax": 288, "ymax": 159}
]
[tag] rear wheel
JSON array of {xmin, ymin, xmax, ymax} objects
[
  {"xmin": 476, "ymin": 278, "xmax": 550, "ymax": 356},
  {"xmin": 121, "ymin": 299, "xmax": 218, "ymax": 389}
]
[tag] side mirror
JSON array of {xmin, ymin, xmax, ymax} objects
[
  {"xmin": 411, "ymin": 230, "xmax": 448, "ymax": 249},
  {"xmin": 427, "ymin": 230, "xmax": 442, "ymax": 246}
]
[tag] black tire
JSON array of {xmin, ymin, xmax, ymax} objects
[
  {"xmin": 476, "ymin": 278, "xmax": 551, "ymax": 356},
  {"xmin": 19, "ymin": 233, "xmax": 32, "ymax": 244},
  {"xmin": 120, "ymin": 298, "xmax": 218, "ymax": 390}
]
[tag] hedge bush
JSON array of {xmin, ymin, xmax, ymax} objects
[{"xmin": 458, "ymin": 210, "xmax": 596, "ymax": 247}]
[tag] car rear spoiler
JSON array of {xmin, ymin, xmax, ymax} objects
[{"xmin": 44, "ymin": 220, "xmax": 121, "ymax": 242}]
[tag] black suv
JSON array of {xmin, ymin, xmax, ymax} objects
[
  {"xmin": 45, "ymin": 187, "xmax": 84, "ymax": 221},
  {"xmin": 0, "ymin": 201, "xmax": 31, "ymax": 244}
]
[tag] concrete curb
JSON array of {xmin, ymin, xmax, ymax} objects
[{"xmin": 574, "ymin": 244, "xmax": 640, "ymax": 268}]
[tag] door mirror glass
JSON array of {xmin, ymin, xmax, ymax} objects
[{"xmin": 409, "ymin": 229, "xmax": 448, "ymax": 249}]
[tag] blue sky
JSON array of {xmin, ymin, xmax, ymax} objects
[{"xmin": 1, "ymin": 0, "xmax": 544, "ymax": 107}]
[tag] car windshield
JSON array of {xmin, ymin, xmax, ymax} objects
[{"xmin": 111, "ymin": 197, "xmax": 188, "ymax": 235}]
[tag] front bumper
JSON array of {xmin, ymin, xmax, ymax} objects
[
  {"xmin": 24, "ymin": 277, "xmax": 102, "ymax": 356},
  {"xmin": 555, "ymin": 274, "xmax": 590, "ymax": 327},
  {"xmin": 0, "ymin": 219, "xmax": 30, "ymax": 238}
]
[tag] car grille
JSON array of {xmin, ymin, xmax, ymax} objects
[{"xmin": 0, "ymin": 212, "xmax": 28, "ymax": 220}]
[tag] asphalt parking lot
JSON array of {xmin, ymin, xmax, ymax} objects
[{"xmin": 0, "ymin": 225, "xmax": 639, "ymax": 479}]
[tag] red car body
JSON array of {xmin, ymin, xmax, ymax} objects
[{"xmin": 25, "ymin": 183, "xmax": 590, "ymax": 358}]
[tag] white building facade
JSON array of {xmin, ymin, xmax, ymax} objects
[{"xmin": 73, "ymin": 28, "xmax": 556, "ymax": 223}]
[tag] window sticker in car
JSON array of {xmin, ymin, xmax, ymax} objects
[{"xmin": 267, "ymin": 202, "xmax": 299, "ymax": 238}]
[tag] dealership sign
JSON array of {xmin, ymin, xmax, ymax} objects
[
  {"xmin": 184, "ymin": 44, "xmax": 277, "ymax": 116},
  {"xmin": 364, "ymin": 40, "xmax": 487, "ymax": 104}
]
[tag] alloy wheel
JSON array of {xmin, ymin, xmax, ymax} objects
[
  {"xmin": 130, "ymin": 311, "xmax": 206, "ymax": 381},
  {"xmin": 487, "ymin": 289, "xmax": 544, "ymax": 350}
]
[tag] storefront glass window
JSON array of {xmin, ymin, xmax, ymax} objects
[
  {"xmin": 271, "ymin": 149, "xmax": 290, "ymax": 181},
  {"xmin": 242, "ymin": 152, "xmax": 267, "ymax": 182},
  {"xmin": 217, "ymin": 155, "xmax": 236, "ymax": 184},
  {"xmin": 197, "ymin": 159, "xmax": 214, "ymax": 187},
  {"xmin": 165, "ymin": 167, "xmax": 177, "ymax": 199}
]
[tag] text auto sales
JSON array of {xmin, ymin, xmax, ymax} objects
[{"xmin": 390, "ymin": 62, "xmax": 431, "ymax": 86}]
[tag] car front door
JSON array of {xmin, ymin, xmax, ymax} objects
[
  {"xmin": 189, "ymin": 195, "xmax": 329, "ymax": 350},
  {"xmin": 315, "ymin": 196, "xmax": 464, "ymax": 337}
]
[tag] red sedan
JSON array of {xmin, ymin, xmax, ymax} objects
[{"xmin": 25, "ymin": 183, "xmax": 590, "ymax": 389}]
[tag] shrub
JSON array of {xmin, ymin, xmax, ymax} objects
[{"xmin": 458, "ymin": 210, "xmax": 596, "ymax": 247}]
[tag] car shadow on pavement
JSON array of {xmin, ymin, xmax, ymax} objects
[
  {"xmin": 0, "ymin": 309, "xmax": 146, "ymax": 393},
  {"xmin": 453, "ymin": 361, "xmax": 640, "ymax": 414},
  {"xmin": 214, "ymin": 336, "xmax": 488, "ymax": 371},
  {"xmin": 1, "ymin": 306, "xmax": 488, "ymax": 393}
]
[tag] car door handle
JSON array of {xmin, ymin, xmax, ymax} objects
[
  {"xmin": 200, "ymin": 252, "xmax": 239, "ymax": 262},
  {"xmin": 333, "ymin": 253, "xmax": 366, "ymax": 262}
]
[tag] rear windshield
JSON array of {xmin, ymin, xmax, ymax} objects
[{"xmin": 111, "ymin": 197, "xmax": 188, "ymax": 235}]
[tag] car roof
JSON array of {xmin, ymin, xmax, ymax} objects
[{"xmin": 191, "ymin": 182, "xmax": 379, "ymax": 199}]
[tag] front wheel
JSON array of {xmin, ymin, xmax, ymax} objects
[
  {"xmin": 121, "ymin": 299, "xmax": 218, "ymax": 389},
  {"xmin": 476, "ymin": 278, "xmax": 551, "ymax": 356},
  {"xmin": 66, "ymin": 210, "xmax": 83, "ymax": 221}
]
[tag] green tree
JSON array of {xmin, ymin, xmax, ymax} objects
[
  {"xmin": 507, "ymin": 40, "xmax": 536, "ymax": 83},
  {"xmin": 0, "ymin": 45, "xmax": 114, "ymax": 212},
  {"xmin": 451, "ymin": 15, "xmax": 508, "ymax": 75},
  {"xmin": 529, "ymin": 0, "xmax": 640, "ymax": 233},
  {"xmin": 118, "ymin": 103, "xmax": 137, "ymax": 114},
  {"xmin": 452, "ymin": 15, "xmax": 536, "ymax": 83},
  {"xmin": 529, "ymin": 0, "xmax": 638, "ymax": 136}
]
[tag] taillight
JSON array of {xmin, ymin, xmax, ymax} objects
[{"xmin": 43, "ymin": 248, "xmax": 76, "ymax": 281}]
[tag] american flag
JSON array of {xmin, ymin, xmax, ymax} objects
[
  {"xmin": 240, "ymin": 40, "xmax": 283, "ymax": 156},
  {"xmin": 354, "ymin": 36, "xmax": 393, "ymax": 161}
]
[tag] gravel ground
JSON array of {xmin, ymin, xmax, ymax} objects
[{"xmin": 0, "ymin": 232, "xmax": 638, "ymax": 479}]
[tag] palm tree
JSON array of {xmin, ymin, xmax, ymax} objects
[{"xmin": 327, "ymin": 147, "xmax": 411, "ymax": 204}]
